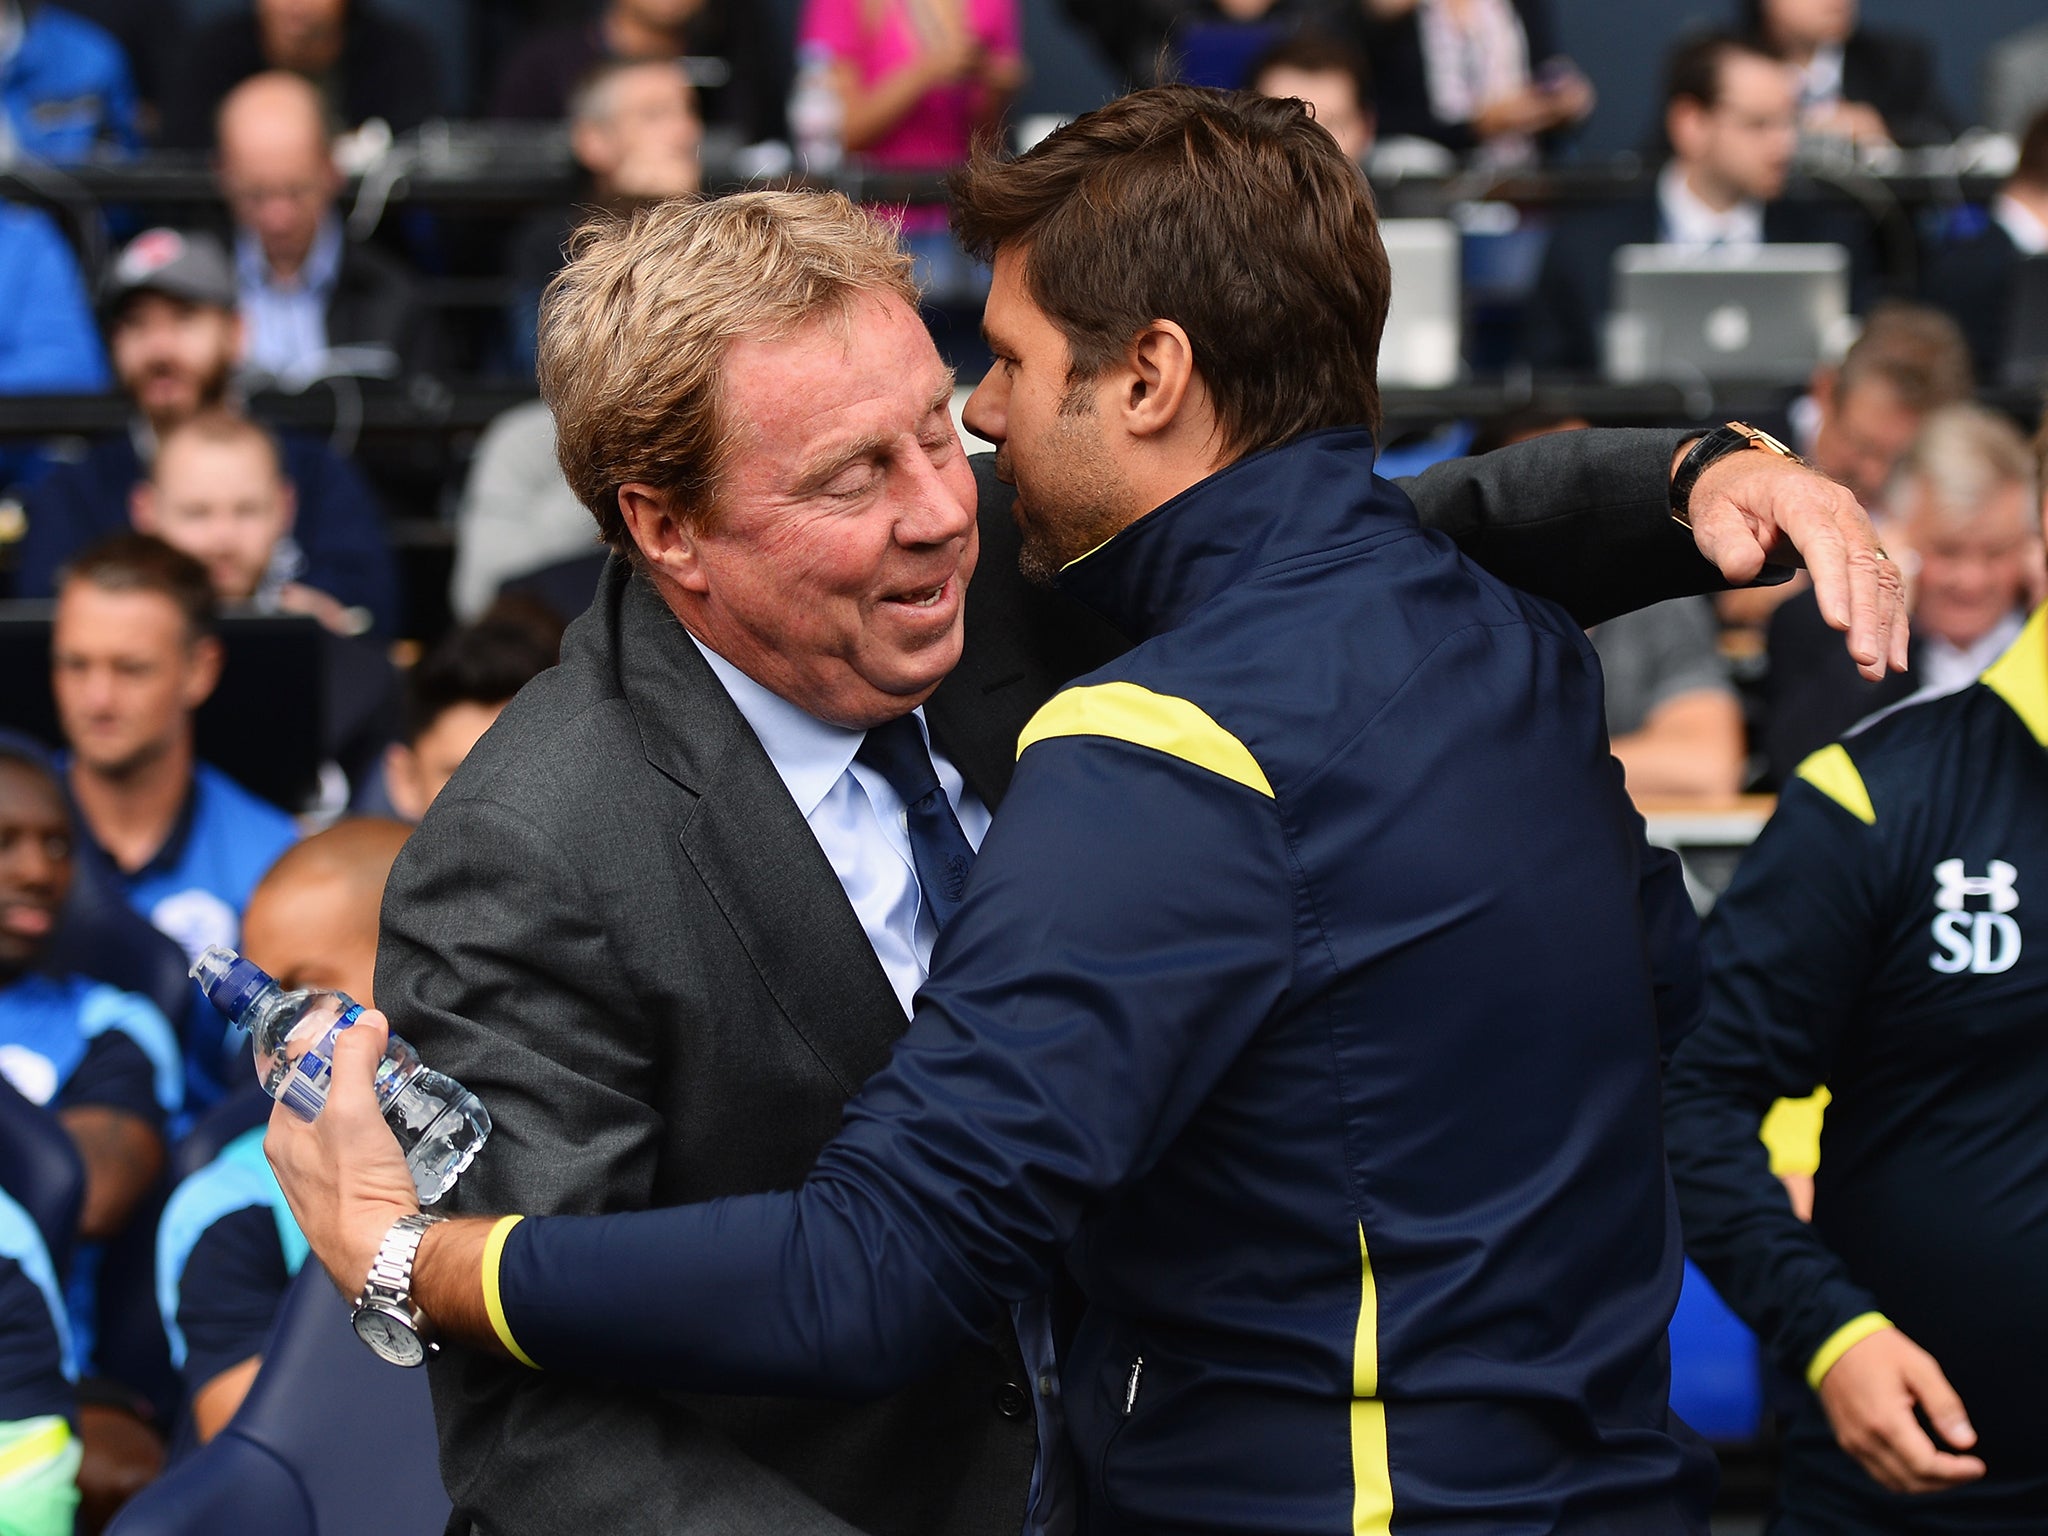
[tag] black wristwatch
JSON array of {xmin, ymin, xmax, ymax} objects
[{"xmin": 1669, "ymin": 422, "xmax": 1803, "ymax": 526}]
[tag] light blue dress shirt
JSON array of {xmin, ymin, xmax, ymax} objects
[
  {"xmin": 690, "ymin": 635, "xmax": 1070, "ymax": 1536},
  {"xmin": 690, "ymin": 638, "xmax": 992, "ymax": 1017},
  {"xmin": 236, "ymin": 216, "xmax": 343, "ymax": 384}
]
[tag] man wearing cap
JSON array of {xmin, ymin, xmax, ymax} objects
[{"xmin": 12, "ymin": 228, "xmax": 399, "ymax": 635}]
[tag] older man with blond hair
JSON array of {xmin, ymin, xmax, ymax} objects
[{"xmin": 273, "ymin": 127, "xmax": 1898, "ymax": 1536}]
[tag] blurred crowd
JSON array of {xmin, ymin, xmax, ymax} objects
[{"xmin": 0, "ymin": 0, "xmax": 2040, "ymax": 1530}]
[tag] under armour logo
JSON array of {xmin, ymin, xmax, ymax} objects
[
  {"xmin": 1930, "ymin": 859, "xmax": 2022, "ymax": 975},
  {"xmin": 1933, "ymin": 858, "xmax": 2018, "ymax": 913}
]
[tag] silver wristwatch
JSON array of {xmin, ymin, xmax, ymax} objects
[{"xmin": 351, "ymin": 1212, "xmax": 446, "ymax": 1367}]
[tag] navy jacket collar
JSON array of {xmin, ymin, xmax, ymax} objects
[{"xmin": 1054, "ymin": 427, "xmax": 1406, "ymax": 640}]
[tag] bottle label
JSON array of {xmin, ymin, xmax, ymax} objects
[{"xmin": 277, "ymin": 1003, "xmax": 364, "ymax": 1122}]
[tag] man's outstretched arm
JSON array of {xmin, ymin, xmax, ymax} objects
[{"xmin": 1395, "ymin": 426, "xmax": 1905, "ymax": 678}]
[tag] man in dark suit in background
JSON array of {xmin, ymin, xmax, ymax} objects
[
  {"xmin": 214, "ymin": 70, "xmax": 442, "ymax": 390},
  {"xmin": 159, "ymin": 0, "xmax": 442, "ymax": 151},
  {"xmin": 1526, "ymin": 31, "xmax": 1867, "ymax": 374},
  {"xmin": 1927, "ymin": 106, "xmax": 2048, "ymax": 385},
  {"xmin": 346, "ymin": 189, "xmax": 1898, "ymax": 1536},
  {"xmin": 1742, "ymin": 0, "xmax": 1954, "ymax": 148}
]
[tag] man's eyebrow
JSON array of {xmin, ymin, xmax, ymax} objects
[{"xmin": 791, "ymin": 373, "xmax": 957, "ymax": 489}]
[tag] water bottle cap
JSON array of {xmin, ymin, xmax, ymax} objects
[{"xmin": 189, "ymin": 946, "xmax": 275, "ymax": 1027}]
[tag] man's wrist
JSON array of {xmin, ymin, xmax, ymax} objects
[{"xmin": 411, "ymin": 1215, "xmax": 525, "ymax": 1361}]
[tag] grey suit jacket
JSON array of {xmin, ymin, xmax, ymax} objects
[{"xmin": 384, "ymin": 427, "xmax": 1713, "ymax": 1536}]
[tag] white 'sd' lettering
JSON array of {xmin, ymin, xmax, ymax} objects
[{"xmin": 1929, "ymin": 859, "xmax": 2023, "ymax": 976}]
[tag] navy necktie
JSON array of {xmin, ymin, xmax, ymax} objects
[{"xmin": 856, "ymin": 714, "xmax": 976, "ymax": 931}]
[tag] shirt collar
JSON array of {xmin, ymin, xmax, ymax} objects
[
  {"xmin": 688, "ymin": 635, "xmax": 874, "ymax": 818},
  {"xmin": 1980, "ymin": 601, "xmax": 2048, "ymax": 750},
  {"xmin": 59, "ymin": 759, "xmax": 201, "ymax": 885},
  {"xmin": 1994, "ymin": 193, "xmax": 2048, "ymax": 257},
  {"xmin": 236, "ymin": 215, "xmax": 346, "ymax": 297},
  {"xmin": 1658, "ymin": 160, "xmax": 1764, "ymax": 248}
]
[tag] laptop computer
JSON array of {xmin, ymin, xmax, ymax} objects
[
  {"xmin": 1379, "ymin": 219, "xmax": 1462, "ymax": 389},
  {"xmin": 1603, "ymin": 243, "xmax": 1850, "ymax": 385},
  {"xmin": 0, "ymin": 606, "xmax": 326, "ymax": 813}
]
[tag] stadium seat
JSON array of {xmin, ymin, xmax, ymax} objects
[
  {"xmin": 104, "ymin": 1264, "xmax": 450, "ymax": 1536},
  {"xmin": 0, "ymin": 1075, "xmax": 84, "ymax": 1279},
  {"xmin": 1667, "ymin": 1258, "xmax": 1765, "ymax": 1442}
]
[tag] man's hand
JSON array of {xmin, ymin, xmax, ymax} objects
[
  {"xmin": 264, "ymin": 1012, "xmax": 421, "ymax": 1298},
  {"xmin": 1680, "ymin": 445, "xmax": 1909, "ymax": 682},
  {"xmin": 1817, "ymin": 1326, "xmax": 1987, "ymax": 1495}
]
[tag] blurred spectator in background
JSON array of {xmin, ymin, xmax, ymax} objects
[
  {"xmin": 0, "ymin": 742, "xmax": 178, "ymax": 1249},
  {"xmin": 799, "ymin": 0, "xmax": 1024, "ymax": 168},
  {"xmin": 1926, "ymin": 106, "xmax": 2048, "ymax": 387},
  {"xmin": 0, "ymin": 739, "xmax": 178, "ymax": 1529},
  {"xmin": 505, "ymin": 60, "xmax": 701, "ymax": 373},
  {"xmin": 131, "ymin": 410, "xmax": 400, "ymax": 806},
  {"xmin": 49, "ymin": 0, "xmax": 178, "ymax": 136},
  {"xmin": 1783, "ymin": 299, "xmax": 1973, "ymax": 508},
  {"xmin": 370, "ymin": 615, "xmax": 557, "ymax": 823},
  {"xmin": 130, "ymin": 410, "xmax": 354, "ymax": 635},
  {"xmin": 1589, "ymin": 598, "xmax": 1746, "ymax": 802},
  {"xmin": 0, "ymin": 1176, "xmax": 78, "ymax": 1536},
  {"xmin": 1249, "ymin": 30, "xmax": 1374, "ymax": 166},
  {"xmin": 1357, "ymin": 0, "xmax": 1591, "ymax": 167},
  {"xmin": 51, "ymin": 536, "xmax": 297, "ymax": 978},
  {"xmin": 447, "ymin": 399, "xmax": 591, "ymax": 620},
  {"xmin": 0, "ymin": 200, "xmax": 106, "ymax": 394},
  {"xmin": 216, "ymin": 71, "xmax": 441, "ymax": 391},
  {"xmin": 156, "ymin": 817, "xmax": 407, "ymax": 1442},
  {"xmin": 1762, "ymin": 404, "xmax": 2040, "ymax": 785},
  {"xmin": 15, "ymin": 228, "xmax": 399, "ymax": 635},
  {"xmin": 0, "ymin": 0, "xmax": 134, "ymax": 161},
  {"xmin": 1740, "ymin": 0, "xmax": 1953, "ymax": 149},
  {"xmin": 492, "ymin": 0, "xmax": 789, "ymax": 148},
  {"xmin": 1527, "ymin": 33, "xmax": 1864, "ymax": 374},
  {"xmin": 798, "ymin": 0, "xmax": 1022, "ymax": 299},
  {"xmin": 160, "ymin": 0, "xmax": 444, "ymax": 152},
  {"xmin": 1981, "ymin": 18, "xmax": 2048, "ymax": 141}
]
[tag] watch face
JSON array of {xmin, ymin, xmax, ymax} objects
[{"xmin": 353, "ymin": 1304, "xmax": 426, "ymax": 1367}]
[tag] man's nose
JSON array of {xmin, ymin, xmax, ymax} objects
[
  {"xmin": 896, "ymin": 450, "xmax": 975, "ymax": 547},
  {"xmin": 962, "ymin": 374, "xmax": 1004, "ymax": 447}
]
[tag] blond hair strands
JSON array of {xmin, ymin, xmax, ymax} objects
[{"xmin": 536, "ymin": 191, "xmax": 918, "ymax": 547}]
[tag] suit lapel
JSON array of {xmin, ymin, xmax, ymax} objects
[{"xmin": 608, "ymin": 562, "xmax": 911, "ymax": 1094}]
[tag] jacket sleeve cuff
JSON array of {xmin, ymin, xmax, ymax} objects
[
  {"xmin": 1805, "ymin": 1311, "xmax": 1892, "ymax": 1390},
  {"xmin": 481, "ymin": 1214, "xmax": 541, "ymax": 1370}
]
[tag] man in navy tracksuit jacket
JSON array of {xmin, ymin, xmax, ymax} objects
[
  {"xmin": 269, "ymin": 89, "xmax": 1797, "ymax": 1533},
  {"xmin": 481, "ymin": 423, "xmax": 1718, "ymax": 1533}
]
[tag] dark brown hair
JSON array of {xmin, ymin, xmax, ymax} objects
[
  {"xmin": 2018, "ymin": 104, "xmax": 2048, "ymax": 190},
  {"xmin": 1664, "ymin": 31, "xmax": 1781, "ymax": 113},
  {"xmin": 59, "ymin": 533, "xmax": 218, "ymax": 642},
  {"xmin": 950, "ymin": 85, "xmax": 1392, "ymax": 447}
]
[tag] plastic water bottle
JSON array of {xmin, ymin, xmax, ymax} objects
[
  {"xmin": 788, "ymin": 45, "xmax": 843, "ymax": 177},
  {"xmin": 190, "ymin": 946, "xmax": 490, "ymax": 1205}
]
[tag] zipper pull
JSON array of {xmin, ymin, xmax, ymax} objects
[{"xmin": 1122, "ymin": 1355, "xmax": 1144, "ymax": 1416}]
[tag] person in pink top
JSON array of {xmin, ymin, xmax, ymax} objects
[
  {"xmin": 799, "ymin": 0, "xmax": 1024, "ymax": 303},
  {"xmin": 800, "ymin": 0, "xmax": 1024, "ymax": 170}
]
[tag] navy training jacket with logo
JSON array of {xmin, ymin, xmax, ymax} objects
[
  {"xmin": 493, "ymin": 428, "xmax": 1720, "ymax": 1534},
  {"xmin": 1665, "ymin": 605, "xmax": 2048, "ymax": 1530}
]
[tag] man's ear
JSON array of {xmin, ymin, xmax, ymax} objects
[
  {"xmin": 184, "ymin": 633, "xmax": 224, "ymax": 710},
  {"xmin": 276, "ymin": 480, "xmax": 298, "ymax": 537},
  {"xmin": 383, "ymin": 741, "xmax": 426, "ymax": 824},
  {"xmin": 1120, "ymin": 319, "xmax": 1196, "ymax": 441},
  {"xmin": 130, "ymin": 482, "xmax": 158, "ymax": 533},
  {"xmin": 617, "ymin": 483, "xmax": 708, "ymax": 592},
  {"xmin": 1810, "ymin": 362, "xmax": 1838, "ymax": 417}
]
